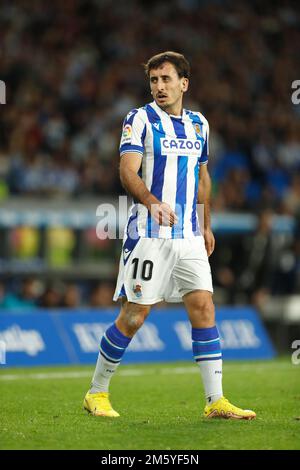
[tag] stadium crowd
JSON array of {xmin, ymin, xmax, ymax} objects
[
  {"xmin": 0, "ymin": 0, "xmax": 300, "ymax": 308},
  {"xmin": 0, "ymin": 278, "xmax": 116, "ymax": 309},
  {"xmin": 1, "ymin": 0, "xmax": 300, "ymax": 214}
]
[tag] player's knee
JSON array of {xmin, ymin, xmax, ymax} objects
[
  {"xmin": 187, "ymin": 292, "xmax": 215, "ymax": 324},
  {"xmin": 199, "ymin": 298, "xmax": 214, "ymax": 323},
  {"xmin": 199, "ymin": 304, "xmax": 215, "ymax": 324}
]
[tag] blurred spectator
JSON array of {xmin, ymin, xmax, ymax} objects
[
  {"xmin": 39, "ymin": 283, "xmax": 62, "ymax": 308},
  {"xmin": 282, "ymin": 174, "xmax": 300, "ymax": 216},
  {"xmin": 89, "ymin": 282, "xmax": 115, "ymax": 307},
  {"xmin": 0, "ymin": 283, "xmax": 7, "ymax": 308},
  {"xmin": 0, "ymin": 280, "xmax": 116, "ymax": 310},
  {"xmin": 0, "ymin": 278, "xmax": 39, "ymax": 310},
  {"xmin": 237, "ymin": 210, "xmax": 275, "ymax": 306},
  {"xmin": 61, "ymin": 283, "xmax": 81, "ymax": 308},
  {"xmin": 212, "ymin": 208, "xmax": 299, "ymax": 305}
]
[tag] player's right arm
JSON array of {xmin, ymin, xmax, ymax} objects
[
  {"xmin": 120, "ymin": 153, "xmax": 177, "ymax": 226},
  {"xmin": 197, "ymin": 118, "xmax": 215, "ymax": 256}
]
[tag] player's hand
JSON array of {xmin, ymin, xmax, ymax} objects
[
  {"xmin": 150, "ymin": 202, "xmax": 178, "ymax": 227},
  {"xmin": 204, "ymin": 228, "xmax": 215, "ymax": 257}
]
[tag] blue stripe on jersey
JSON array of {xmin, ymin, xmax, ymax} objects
[
  {"xmin": 201, "ymin": 139, "xmax": 208, "ymax": 163},
  {"xmin": 120, "ymin": 144, "xmax": 144, "ymax": 155},
  {"xmin": 173, "ymin": 156, "xmax": 188, "ymax": 238},
  {"xmin": 145, "ymin": 104, "xmax": 167, "ymax": 237},
  {"xmin": 124, "ymin": 109, "xmax": 139, "ymax": 125},
  {"xmin": 191, "ymin": 160, "xmax": 200, "ymax": 234},
  {"xmin": 141, "ymin": 124, "xmax": 147, "ymax": 145},
  {"xmin": 187, "ymin": 111, "xmax": 207, "ymax": 164},
  {"xmin": 171, "ymin": 117, "xmax": 188, "ymax": 238},
  {"xmin": 186, "ymin": 111, "xmax": 204, "ymax": 235}
]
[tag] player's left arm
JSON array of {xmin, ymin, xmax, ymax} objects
[{"xmin": 197, "ymin": 163, "xmax": 215, "ymax": 257}]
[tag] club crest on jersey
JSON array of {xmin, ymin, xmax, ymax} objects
[
  {"xmin": 133, "ymin": 284, "xmax": 142, "ymax": 298},
  {"xmin": 122, "ymin": 124, "xmax": 132, "ymax": 143},
  {"xmin": 193, "ymin": 123, "xmax": 202, "ymax": 137}
]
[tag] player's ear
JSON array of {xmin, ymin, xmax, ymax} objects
[{"xmin": 182, "ymin": 78, "xmax": 189, "ymax": 93}]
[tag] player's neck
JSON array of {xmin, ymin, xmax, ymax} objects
[{"xmin": 157, "ymin": 101, "xmax": 183, "ymax": 117}]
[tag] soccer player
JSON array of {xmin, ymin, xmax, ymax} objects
[{"xmin": 84, "ymin": 52, "xmax": 256, "ymax": 420}]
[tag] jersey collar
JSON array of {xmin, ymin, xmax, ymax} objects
[{"xmin": 150, "ymin": 100, "xmax": 184, "ymax": 119}]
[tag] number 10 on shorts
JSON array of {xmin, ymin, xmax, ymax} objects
[{"xmin": 132, "ymin": 258, "xmax": 154, "ymax": 281}]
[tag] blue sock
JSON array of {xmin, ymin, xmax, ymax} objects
[
  {"xmin": 100, "ymin": 323, "xmax": 131, "ymax": 363},
  {"xmin": 192, "ymin": 326, "xmax": 223, "ymax": 404},
  {"xmin": 90, "ymin": 323, "xmax": 131, "ymax": 393}
]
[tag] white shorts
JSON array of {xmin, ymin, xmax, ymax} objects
[{"xmin": 113, "ymin": 236, "xmax": 213, "ymax": 305}]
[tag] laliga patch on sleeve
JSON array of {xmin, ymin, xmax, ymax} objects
[{"xmin": 121, "ymin": 124, "xmax": 132, "ymax": 143}]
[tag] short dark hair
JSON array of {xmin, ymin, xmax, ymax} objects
[{"xmin": 143, "ymin": 51, "xmax": 190, "ymax": 79}]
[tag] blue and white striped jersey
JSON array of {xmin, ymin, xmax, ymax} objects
[{"xmin": 120, "ymin": 100, "xmax": 209, "ymax": 239}]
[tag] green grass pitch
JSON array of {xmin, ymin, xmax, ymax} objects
[{"xmin": 0, "ymin": 358, "xmax": 299, "ymax": 450}]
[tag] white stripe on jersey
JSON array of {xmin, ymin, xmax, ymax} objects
[
  {"xmin": 183, "ymin": 110, "xmax": 200, "ymax": 238},
  {"xmin": 155, "ymin": 104, "xmax": 178, "ymax": 238},
  {"xmin": 137, "ymin": 111, "xmax": 154, "ymax": 235}
]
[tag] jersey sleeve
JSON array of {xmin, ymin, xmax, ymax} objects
[
  {"xmin": 199, "ymin": 121, "xmax": 209, "ymax": 165},
  {"xmin": 119, "ymin": 109, "xmax": 146, "ymax": 157}
]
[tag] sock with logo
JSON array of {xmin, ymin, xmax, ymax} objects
[
  {"xmin": 192, "ymin": 326, "xmax": 223, "ymax": 405},
  {"xmin": 90, "ymin": 323, "xmax": 132, "ymax": 394}
]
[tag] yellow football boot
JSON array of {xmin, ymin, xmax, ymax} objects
[
  {"xmin": 204, "ymin": 397, "xmax": 256, "ymax": 420},
  {"xmin": 83, "ymin": 391, "xmax": 120, "ymax": 417}
]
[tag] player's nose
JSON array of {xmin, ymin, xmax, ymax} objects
[{"xmin": 157, "ymin": 79, "xmax": 165, "ymax": 92}]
